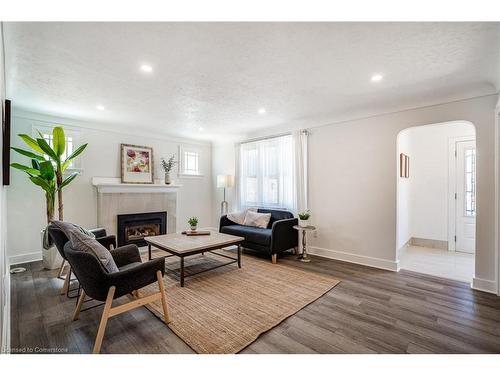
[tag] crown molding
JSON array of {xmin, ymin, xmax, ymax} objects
[{"xmin": 11, "ymin": 108, "xmax": 213, "ymax": 147}]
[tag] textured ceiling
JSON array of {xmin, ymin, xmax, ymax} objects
[{"xmin": 4, "ymin": 22, "xmax": 500, "ymax": 141}]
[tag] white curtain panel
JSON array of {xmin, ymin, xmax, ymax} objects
[
  {"xmin": 233, "ymin": 143, "xmax": 241, "ymax": 211},
  {"xmin": 293, "ymin": 129, "xmax": 309, "ymax": 213}
]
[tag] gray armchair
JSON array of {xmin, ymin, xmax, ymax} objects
[
  {"xmin": 47, "ymin": 224, "xmax": 116, "ymax": 296},
  {"xmin": 64, "ymin": 241, "xmax": 170, "ymax": 354}
]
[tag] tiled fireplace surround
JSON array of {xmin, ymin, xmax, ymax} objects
[{"xmin": 92, "ymin": 177, "xmax": 180, "ymax": 241}]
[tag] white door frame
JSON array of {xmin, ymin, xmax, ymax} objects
[
  {"xmin": 448, "ymin": 136, "xmax": 476, "ymax": 252},
  {"xmin": 496, "ymin": 97, "xmax": 500, "ymax": 296}
]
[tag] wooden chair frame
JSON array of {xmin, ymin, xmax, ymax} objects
[
  {"xmin": 73, "ymin": 270, "xmax": 171, "ymax": 354},
  {"xmin": 60, "ymin": 263, "xmax": 72, "ymax": 295}
]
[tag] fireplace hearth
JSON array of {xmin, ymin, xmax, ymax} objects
[{"xmin": 117, "ymin": 211, "xmax": 167, "ymax": 247}]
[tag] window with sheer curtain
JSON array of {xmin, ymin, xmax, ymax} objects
[{"xmin": 239, "ymin": 135, "xmax": 294, "ymax": 210}]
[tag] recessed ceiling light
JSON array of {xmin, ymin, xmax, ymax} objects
[
  {"xmin": 96, "ymin": 105, "xmax": 105, "ymax": 111},
  {"xmin": 371, "ymin": 74, "xmax": 383, "ymax": 82},
  {"xmin": 140, "ymin": 64, "xmax": 153, "ymax": 73},
  {"xmin": 198, "ymin": 127, "xmax": 204, "ymax": 131},
  {"xmin": 258, "ymin": 108, "xmax": 266, "ymax": 114}
]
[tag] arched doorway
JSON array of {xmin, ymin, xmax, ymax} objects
[{"xmin": 396, "ymin": 120, "xmax": 477, "ymax": 282}]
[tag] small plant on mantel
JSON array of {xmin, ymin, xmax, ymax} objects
[
  {"xmin": 188, "ymin": 216, "xmax": 199, "ymax": 231},
  {"xmin": 161, "ymin": 154, "xmax": 177, "ymax": 185}
]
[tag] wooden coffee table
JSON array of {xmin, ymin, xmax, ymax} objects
[{"xmin": 145, "ymin": 231, "xmax": 244, "ymax": 287}]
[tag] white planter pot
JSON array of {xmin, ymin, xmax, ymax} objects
[
  {"xmin": 299, "ymin": 219, "xmax": 309, "ymax": 227},
  {"xmin": 190, "ymin": 225, "xmax": 197, "ymax": 231},
  {"xmin": 41, "ymin": 229, "xmax": 63, "ymax": 270}
]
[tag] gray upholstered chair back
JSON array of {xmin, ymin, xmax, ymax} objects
[
  {"xmin": 63, "ymin": 242, "xmax": 111, "ymax": 301},
  {"xmin": 47, "ymin": 224, "xmax": 70, "ymax": 261}
]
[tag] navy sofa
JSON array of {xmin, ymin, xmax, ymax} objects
[{"xmin": 219, "ymin": 208, "xmax": 298, "ymax": 263}]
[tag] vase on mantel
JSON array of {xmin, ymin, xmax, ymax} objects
[{"xmin": 164, "ymin": 172, "xmax": 172, "ymax": 185}]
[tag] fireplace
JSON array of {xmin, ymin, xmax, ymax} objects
[{"xmin": 117, "ymin": 211, "xmax": 167, "ymax": 247}]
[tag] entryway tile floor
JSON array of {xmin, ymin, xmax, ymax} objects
[{"xmin": 399, "ymin": 245, "xmax": 474, "ymax": 283}]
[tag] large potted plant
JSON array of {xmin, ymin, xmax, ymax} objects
[{"xmin": 11, "ymin": 126, "xmax": 88, "ymax": 269}]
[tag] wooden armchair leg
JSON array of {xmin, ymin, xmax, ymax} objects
[
  {"xmin": 293, "ymin": 246, "xmax": 299, "ymax": 255},
  {"xmin": 93, "ymin": 286, "xmax": 115, "ymax": 354},
  {"xmin": 57, "ymin": 259, "xmax": 66, "ymax": 279},
  {"xmin": 90, "ymin": 273, "xmax": 170, "ymax": 353},
  {"xmin": 156, "ymin": 270, "xmax": 171, "ymax": 324},
  {"xmin": 271, "ymin": 254, "xmax": 277, "ymax": 264},
  {"xmin": 60, "ymin": 267, "xmax": 71, "ymax": 295},
  {"xmin": 73, "ymin": 290, "xmax": 86, "ymax": 321}
]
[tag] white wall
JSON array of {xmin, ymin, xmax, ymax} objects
[
  {"xmin": 0, "ymin": 22, "xmax": 10, "ymax": 353},
  {"xmin": 396, "ymin": 130, "xmax": 411, "ymax": 252},
  {"xmin": 496, "ymin": 94, "xmax": 500, "ymax": 296},
  {"xmin": 211, "ymin": 142, "xmax": 236, "ymax": 227},
  {"xmin": 397, "ymin": 122, "xmax": 475, "ymax": 248},
  {"xmin": 243, "ymin": 94, "xmax": 497, "ymax": 292},
  {"xmin": 7, "ymin": 110, "xmax": 213, "ymax": 264}
]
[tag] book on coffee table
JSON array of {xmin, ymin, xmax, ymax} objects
[{"xmin": 181, "ymin": 230, "xmax": 211, "ymax": 236}]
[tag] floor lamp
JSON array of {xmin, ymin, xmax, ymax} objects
[{"xmin": 217, "ymin": 174, "xmax": 233, "ymax": 215}]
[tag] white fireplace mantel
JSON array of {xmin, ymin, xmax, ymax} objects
[{"xmin": 92, "ymin": 177, "xmax": 182, "ymax": 194}]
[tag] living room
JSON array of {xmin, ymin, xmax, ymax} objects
[{"xmin": 1, "ymin": 1, "xmax": 500, "ymax": 373}]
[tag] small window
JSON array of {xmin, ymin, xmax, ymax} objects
[
  {"xmin": 184, "ymin": 151, "xmax": 199, "ymax": 175},
  {"xmin": 178, "ymin": 146, "xmax": 202, "ymax": 177}
]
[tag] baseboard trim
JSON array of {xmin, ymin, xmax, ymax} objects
[
  {"xmin": 410, "ymin": 237, "xmax": 448, "ymax": 250},
  {"xmin": 308, "ymin": 246, "xmax": 399, "ymax": 272},
  {"xmin": 1, "ymin": 270, "xmax": 10, "ymax": 354},
  {"xmin": 9, "ymin": 252, "xmax": 42, "ymax": 266},
  {"xmin": 471, "ymin": 277, "xmax": 498, "ymax": 294}
]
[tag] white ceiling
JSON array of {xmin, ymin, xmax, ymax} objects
[{"xmin": 4, "ymin": 22, "xmax": 500, "ymax": 142}]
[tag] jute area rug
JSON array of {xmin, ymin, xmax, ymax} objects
[{"xmin": 141, "ymin": 251, "xmax": 340, "ymax": 354}]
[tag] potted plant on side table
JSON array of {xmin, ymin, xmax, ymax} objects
[
  {"xmin": 11, "ymin": 126, "xmax": 88, "ymax": 269},
  {"xmin": 298, "ymin": 210, "xmax": 311, "ymax": 227}
]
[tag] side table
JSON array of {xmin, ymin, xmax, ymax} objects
[{"xmin": 293, "ymin": 225, "xmax": 316, "ymax": 262}]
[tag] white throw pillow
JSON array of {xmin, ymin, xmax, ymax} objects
[
  {"xmin": 227, "ymin": 211, "xmax": 246, "ymax": 225},
  {"xmin": 243, "ymin": 210, "xmax": 271, "ymax": 229},
  {"xmin": 227, "ymin": 208, "xmax": 257, "ymax": 225}
]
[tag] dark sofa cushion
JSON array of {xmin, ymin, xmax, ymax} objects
[
  {"xmin": 257, "ymin": 208, "xmax": 294, "ymax": 228},
  {"xmin": 221, "ymin": 225, "xmax": 272, "ymax": 246}
]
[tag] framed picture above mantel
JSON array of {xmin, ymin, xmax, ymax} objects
[{"xmin": 121, "ymin": 143, "xmax": 154, "ymax": 184}]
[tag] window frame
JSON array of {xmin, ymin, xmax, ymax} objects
[
  {"xmin": 239, "ymin": 134, "xmax": 294, "ymax": 211},
  {"xmin": 463, "ymin": 147, "xmax": 476, "ymax": 217},
  {"xmin": 178, "ymin": 146, "xmax": 203, "ymax": 178}
]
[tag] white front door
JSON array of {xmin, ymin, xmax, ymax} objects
[{"xmin": 455, "ymin": 140, "xmax": 476, "ymax": 253}]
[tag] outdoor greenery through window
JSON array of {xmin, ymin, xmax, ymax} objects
[{"xmin": 239, "ymin": 135, "xmax": 294, "ymax": 210}]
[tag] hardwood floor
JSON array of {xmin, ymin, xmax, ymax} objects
[{"xmin": 9, "ymin": 251, "xmax": 500, "ymax": 354}]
